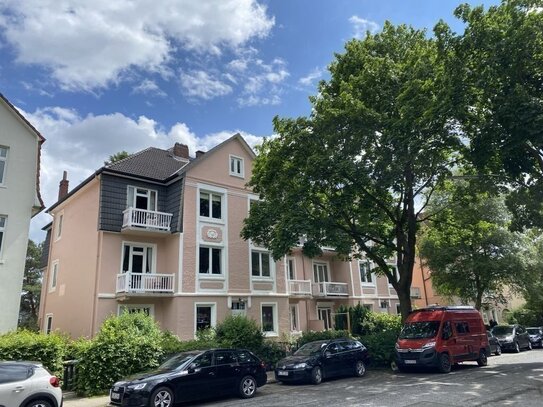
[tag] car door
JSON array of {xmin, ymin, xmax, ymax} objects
[
  {"xmin": 0, "ymin": 364, "xmax": 33, "ymax": 407},
  {"xmin": 213, "ymin": 351, "xmax": 239, "ymax": 396},
  {"xmin": 337, "ymin": 341, "xmax": 356, "ymax": 375},
  {"xmin": 322, "ymin": 343, "xmax": 343, "ymax": 378},
  {"xmin": 173, "ymin": 351, "xmax": 215, "ymax": 402},
  {"xmin": 517, "ymin": 326, "xmax": 529, "ymax": 348}
]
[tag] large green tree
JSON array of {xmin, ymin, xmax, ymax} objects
[
  {"xmin": 242, "ymin": 23, "xmax": 461, "ymax": 321},
  {"xmin": 436, "ymin": 0, "xmax": 543, "ymax": 228},
  {"xmin": 18, "ymin": 240, "xmax": 43, "ymax": 331},
  {"xmin": 419, "ymin": 181, "xmax": 527, "ymax": 310}
]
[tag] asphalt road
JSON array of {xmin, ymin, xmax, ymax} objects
[{"xmin": 191, "ymin": 348, "xmax": 543, "ymax": 407}]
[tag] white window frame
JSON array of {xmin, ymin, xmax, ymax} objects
[
  {"xmin": 45, "ymin": 314, "xmax": 53, "ymax": 335},
  {"xmin": 117, "ymin": 304, "xmax": 155, "ymax": 317},
  {"xmin": 261, "ymin": 303, "xmax": 278, "ymax": 337},
  {"xmin": 199, "ymin": 190, "xmax": 224, "ymax": 221},
  {"xmin": 359, "ymin": 260, "xmax": 375, "ymax": 286},
  {"xmin": 55, "ymin": 212, "xmax": 64, "ymax": 241},
  {"xmin": 313, "ymin": 261, "xmax": 330, "ymax": 283},
  {"xmin": 198, "ymin": 245, "xmax": 223, "ymax": 276},
  {"xmin": 231, "ymin": 300, "xmax": 247, "ymax": 317},
  {"xmin": 229, "ymin": 154, "xmax": 244, "ymax": 178},
  {"xmin": 120, "ymin": 242, "xmax": 157, "ymax": 274},
  {"xmin": 194, "ymin": 302, "xmax": 217, "ymax": 336},
  {"xmin": 127, "ymin": 186, "xmax": 157, "ymax": 210},
  {"xmin": 395, "ymin": 303, "xmax": 401, "ymax": 315},
  {"xmin": 287, "ymin": 257, "xmax": 296, "ymax": 280},
  {"xmin": 251, "ymin": 250, "xmax": 272, "ymax": 279},
  {"xmin": 0, "ymin": 146, "xmax": 8, "ymax": 186},
  {"xmin": 49, "ymin": 261, "xmax": 59, "ymax": 292},
  {"xmin": 0, "ymin": 215, "xmax": 6, "ymax": 259},
  {"xmin": 290, "ymin": 304, "xmax": 300, "ymax": 333}
]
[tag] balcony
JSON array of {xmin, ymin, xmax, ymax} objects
[
  {"xmin": 122, "ymin": 208, "xmax": 173, "ymax": 235},
  {"xmin": 116, "ymin": 272, "xmax": 174, "ymax": 296},
  {"xmin": 312, "ymin": 282, "xmax": 349, "ymax": 297},
  {"xmin": 288, "ymin": 280, "xmax": 312, "ymax": 296}
]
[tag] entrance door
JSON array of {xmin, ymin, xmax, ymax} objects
[{"xmin": 318, "ymin": 308, "xmax": 333, "ymax": 330}]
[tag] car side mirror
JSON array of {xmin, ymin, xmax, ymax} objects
[{"xmin": 187, "ymin": 363, "xmax": 198, "ymax": 374}]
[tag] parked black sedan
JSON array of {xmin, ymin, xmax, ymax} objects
[
  {"xmin": 491, "ymin": 325, "xmax": 532, "ymax": 353},
  {"xmin": 527, "ymin": 327, "xmax": 543, "ymax": 348},
  {"xmin": 275, "ymin": 338, "xmax": 369, "ymax": 385},
  {"xmin": 109, "ymin": 349, "xmax": 267, "ymax": 407}
]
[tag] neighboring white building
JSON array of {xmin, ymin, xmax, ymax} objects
[{"xmin": 0, "ymin": 93, "xmax": 45, "ymax": 333}]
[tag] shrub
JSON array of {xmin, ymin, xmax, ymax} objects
[
  {"xmin": 334, "ymin": 304, "xmax": 372, "ymax": 335},
  {"xmin": 359, "ymin": 312, "xmax": 402, "ymax": 336},
  {"xmin": 215, "ymin": 315, "xmax": 264, "ymax": 353},
  {"xmin": 359, "ymin": 329, "xmax": 399, "ymax": 367},
  {"xmin": 75, "ymin": 312, "xmax": 164, "ymax": 395},
  {"xmin": 506, "ymin": 307, "xmax": 543, "ymax": 327},
  {"xmin": 257, "ymin": 341, "xmax": 286, "ymax": 370},
  {"xmin": 296, "ymin": 330, "xmax": 351, "ymax": 348},
  {"xmin": 0, "ymin": 330, "xmax": 68, "ymax": 376}
]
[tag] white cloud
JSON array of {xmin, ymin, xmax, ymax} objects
[
  {"xmin": 349, "ymin": 15, "xmax": 380, "ymax": 38},
  {"xmin": 179, "ymin": 70, "xmax": 233, "ymax": 100},
  {"xmin": 132, "ymin": 79, "xmax": 167, "ymax": 97},
  {"xmin": 299, "ymin": 67, "xmax": 325, "ymax": 86},
  {"xmin": 0, "ymin": 0, "xmax": 274, "ymax": 90}
]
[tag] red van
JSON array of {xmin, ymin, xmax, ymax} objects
[{"xmin": 395, "ymin": 306, "xmax": 490, "ymax": 373}]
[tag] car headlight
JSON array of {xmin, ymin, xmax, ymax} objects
[
  {"xmin": 127, "ymin": 383, "xmax": 147, "ymax": 390},
  {"xmin": 293, "ymin": 363, "xmax": 307, "ymax": 369},
  {"xmin": 421, "ymin": 341, "xmax": 436, "ymax": 350}
]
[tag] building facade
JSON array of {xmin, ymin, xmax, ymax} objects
[
  {"xmin": 0, "ymin": 93, "xmax": 45, "ymax": 333},
  {"xmin": 39, "ymin": 134, "xmax": 403, "ymax": 340}
]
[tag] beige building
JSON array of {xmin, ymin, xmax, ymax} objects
[
  {"xmin": 39, "ymin": 134, "xmax": 401, "ymax": 340},
  {"xmin": 0, "ymin": 93, "xmax": 45, "ymax": 333}
]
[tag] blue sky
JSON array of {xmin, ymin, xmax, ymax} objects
[{"xmin": 0, "ymin": 0, "xmax": 499, "ymax": 241}]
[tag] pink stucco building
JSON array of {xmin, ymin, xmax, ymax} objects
[{"xmin": 38, "ymin": 134, "xmax": 401, "ymax": 340}]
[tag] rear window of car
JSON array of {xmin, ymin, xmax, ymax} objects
[
  {"xmin": 237, "ymin": 350, "xmax": 258, "ymax": 364},
  {"xmin": 0, "ymin": 365, "xmax": 32, "ymax": 384},
  {"xmin": 527, "ymin": 328, "xmax": 541, "ymax": 334}
]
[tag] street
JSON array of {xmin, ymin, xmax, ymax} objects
[{"xmin": 192, "ymin": 349, "xmax": 543, "ymax": 407}]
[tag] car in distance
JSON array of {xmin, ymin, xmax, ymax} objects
[
  {"xmin": 491, "ymin": 325, "xmax": 532, "ymax": 352},
  {"xmin": 274, "ymin": 338, "xmax": 369, "ymax": 385},
  {"xmin": 109, "ymin": 349, "xmax": 266, "ymax": 407},
  {"xmin": 0, "ymin": 361, "xmax": 62, "ymax": 407},
  {"xmin": 526, "ymin": 327, "xmax": 543, "ymax": 348},
  {"xmin": 487, "ymin": 331, "xmax": 502, "ymax": 355}
]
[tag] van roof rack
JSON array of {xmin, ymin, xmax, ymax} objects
[{"xmin": 412, "ymin": 305, "xmax": 476, "ymax": 312}]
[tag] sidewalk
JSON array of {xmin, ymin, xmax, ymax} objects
[{"xmin": 64, "ymin": 371, "xmax": 277, "ymax": 406}]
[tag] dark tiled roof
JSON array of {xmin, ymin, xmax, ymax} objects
[{"xmin": 106, "ymin": 147, "xmax": 189, "ymax": 181}]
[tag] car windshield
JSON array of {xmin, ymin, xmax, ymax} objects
[
  {"xmin": 399, "ymin": 321, "xmax": 440, "ymax": 339},
  {"xmin": 527, "ymin": 328, "xmax": 540, "ymax": 334},
  {"xmin": 294, "ymin": 342, "xmax": 326, "ymax": 356},
  {"xmin": 492, "ymin": 326, "xmax": 513, "ymax": 335},
  {"xmin": 158, "ymin": 352, "xmax": 199, "ymax": 371}
]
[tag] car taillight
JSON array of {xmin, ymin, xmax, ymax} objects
[
  {"xmin": 49, "ymin": 376, "xmax": 60, "ymax": 388},
  {"xmin": 260, "ymin": 361, "xmax": 266, "ymax": 369}
]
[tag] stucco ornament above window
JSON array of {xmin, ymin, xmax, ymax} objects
[{"xmin": 206, "ymin": 229, "xmax": 219, "ymax": 239}]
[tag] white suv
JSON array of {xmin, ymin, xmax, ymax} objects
[{"xmin": 0, "ymin": 361, "xmax": 63, "ymax": 407}]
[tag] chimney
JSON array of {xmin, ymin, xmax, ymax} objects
[
  {"xmin": 196, "ymin": 150, "xmax": 205, "ymax": 158},
  {"xmin": 173, "ymin": 143, "xmax": 189, "ymax": 159},
  {"xmin": 58, "ymin": 171, "xmax": 69, "ymax": 200}
]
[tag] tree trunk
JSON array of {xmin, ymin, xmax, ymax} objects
[{"xmin": 397, "ymin": 285, "xmax": 412, "ymax": 323}]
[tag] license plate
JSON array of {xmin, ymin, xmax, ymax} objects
[
  {"xmin": 111, "ymin": 392, "xmax": 121, "ymax": 400},
  {"xmin": 277, "ymin": 370, "xmax": 289, "ymax": 376},
  {"xmin": 404, "ymin": 360, "xmax": 417, "ymax": 365}
]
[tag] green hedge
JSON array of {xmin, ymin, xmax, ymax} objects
[
  {"xmin": 0, "ymin": 330, "xmax": 68, "ymax": 376},
  {"xmin": 215, "ymin": 315, "xmax": 264, "ymax": 353},
  {"xmin": 359, "ymin": 330, "xmax": 399, "ymax": 367}
]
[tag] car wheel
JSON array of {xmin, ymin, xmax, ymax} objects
[
  {"xmin": 149, "ymin": 386, "xmax": 174, "ymax": 407},
  {"xmin": 495, "ymin": 345, "xmax": 502, "ymax": 356},
  {"xmin": 514, "ymin": 342, "xmax": 521, "ymax": 353},
  {"xmin": 310, "ymin": 366, "xmax": 323, "ymax": 385},
  {"xmin": 239, "ymin": 375, "xmax": 257, "ymax": 399},
  {"xmin": 477, "ymin": 350, "xmax": 488, "ymax": 366},
  {"xmin": 438, "ymin": 353, "xmax": 451, "ymax": 373},
  {"xmin": 527, "ymin": 341, "xmax": 533, "ymax": 350},
  {"xmin": 25, "ymin": 401, "xmax": 52, "ymax": 407},
  {"xmin": 354, "ymin": 360, "xmax": 366, "ymax": 377}
]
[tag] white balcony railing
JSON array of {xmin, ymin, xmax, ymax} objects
[
  {"xmin": 122, "ymin": 208, "xmax": 172, "ymax": 231},
  {"xmin": 116, "ymin": 272, "xmax": 174, "ymax": 294},
  {"xmin": 288, "ymin": 280, "xmax": 312, "ymax": 296},
  {"xmin": 312, "ymin": 282, "xmax": 349, "ymax": 297}
]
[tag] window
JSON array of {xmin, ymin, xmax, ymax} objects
[
  {"xmin": 456, "ymin": 322, "xmax": 470, "ymax": 334},
  {"xmin": 237, "ymin": 350, "xmax": 258, "ymax": 364},
  {"xmin": 363, "ymin": 304, "xmax": 373, "ymax": 312},
  {"xmin": 396, "ymin": 303, "xmax": 401, "ymax": 315},
  {"xmin": 45, "ymin": 315, "xmax": 53, "ymax": 335},
  {"xmin": 318, "ymin": 307, "xmax": 333, "ymax": 330},
  {"xmin": 287, "ymin": 258, "xmax": 295, "ymax": 280},
  {"xmin": 388, "ymin": 264, "xmax": 400, "ymax": 285},
  {"xmin": 118, "ymin": 305, "xmax": 154, "ymax": 316},
  {"xmin": 195, "ymin": 304, "xmax": 216, "ymax": 331},
  {"xmin": 359, "ymin": 261, "xmax": 373, "ymax": 284},
  {"xmin": 127, "ymin": 186, "xmax": 157, "ymax": 211},
  {"xmin": 0, "ymin": 216, "xmax": 5, "ymax": 256},
  {"xmin": 231, "ymin": 300, "xmax": 246, "ymax": 316},
  {"xmin": 192, "ymin": 352, "xmax": 213, "ymax": 368},
  {"xmin": 55, "ymin": 213, "xmax": 63, "ymax": 240},
  {"xmin": 290, "ymin": 304, "xmax": 299, "ymax": 332},
  {"xmin": 251, "ymin": 251, "xmax": 271, "ymax": 278},
  {"xmin": 0, "ymin": 146, "xmax": 8, "ymax": 185},
  {"xmin": 380, "ymin": 300, "xmax": 389, "ymax": 309},
  {"xmin": 199, "ymin": 191, "xmax": 222, "ymax": 219},
  {"xmin": 199, "ymin": 247, "xmax": 222, "ymax": 275},
  {"xmin": 122, "ymin": 243, "xmax": 155, "ymax": 274},
  {"xmin": 313, "ymin": 263, "xmax": 329, "ymax": 283},
  {"xmin": 261, "ymin": 304, "xmax": 277, "ymax": 335},
  {"xmin": 49, "ymin": 262, "xmax": 59, "ymax": 291},
  {"xmin": 229, "ymin": 155, "xmax": 244, "ymax": 178},
  {"xmin": 0, "ymin": 364, "xmax": 32, "ymax": 383},
  {"xmin": 214, "ymin": 351, "xmax": 237, "ymax": 365}
]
